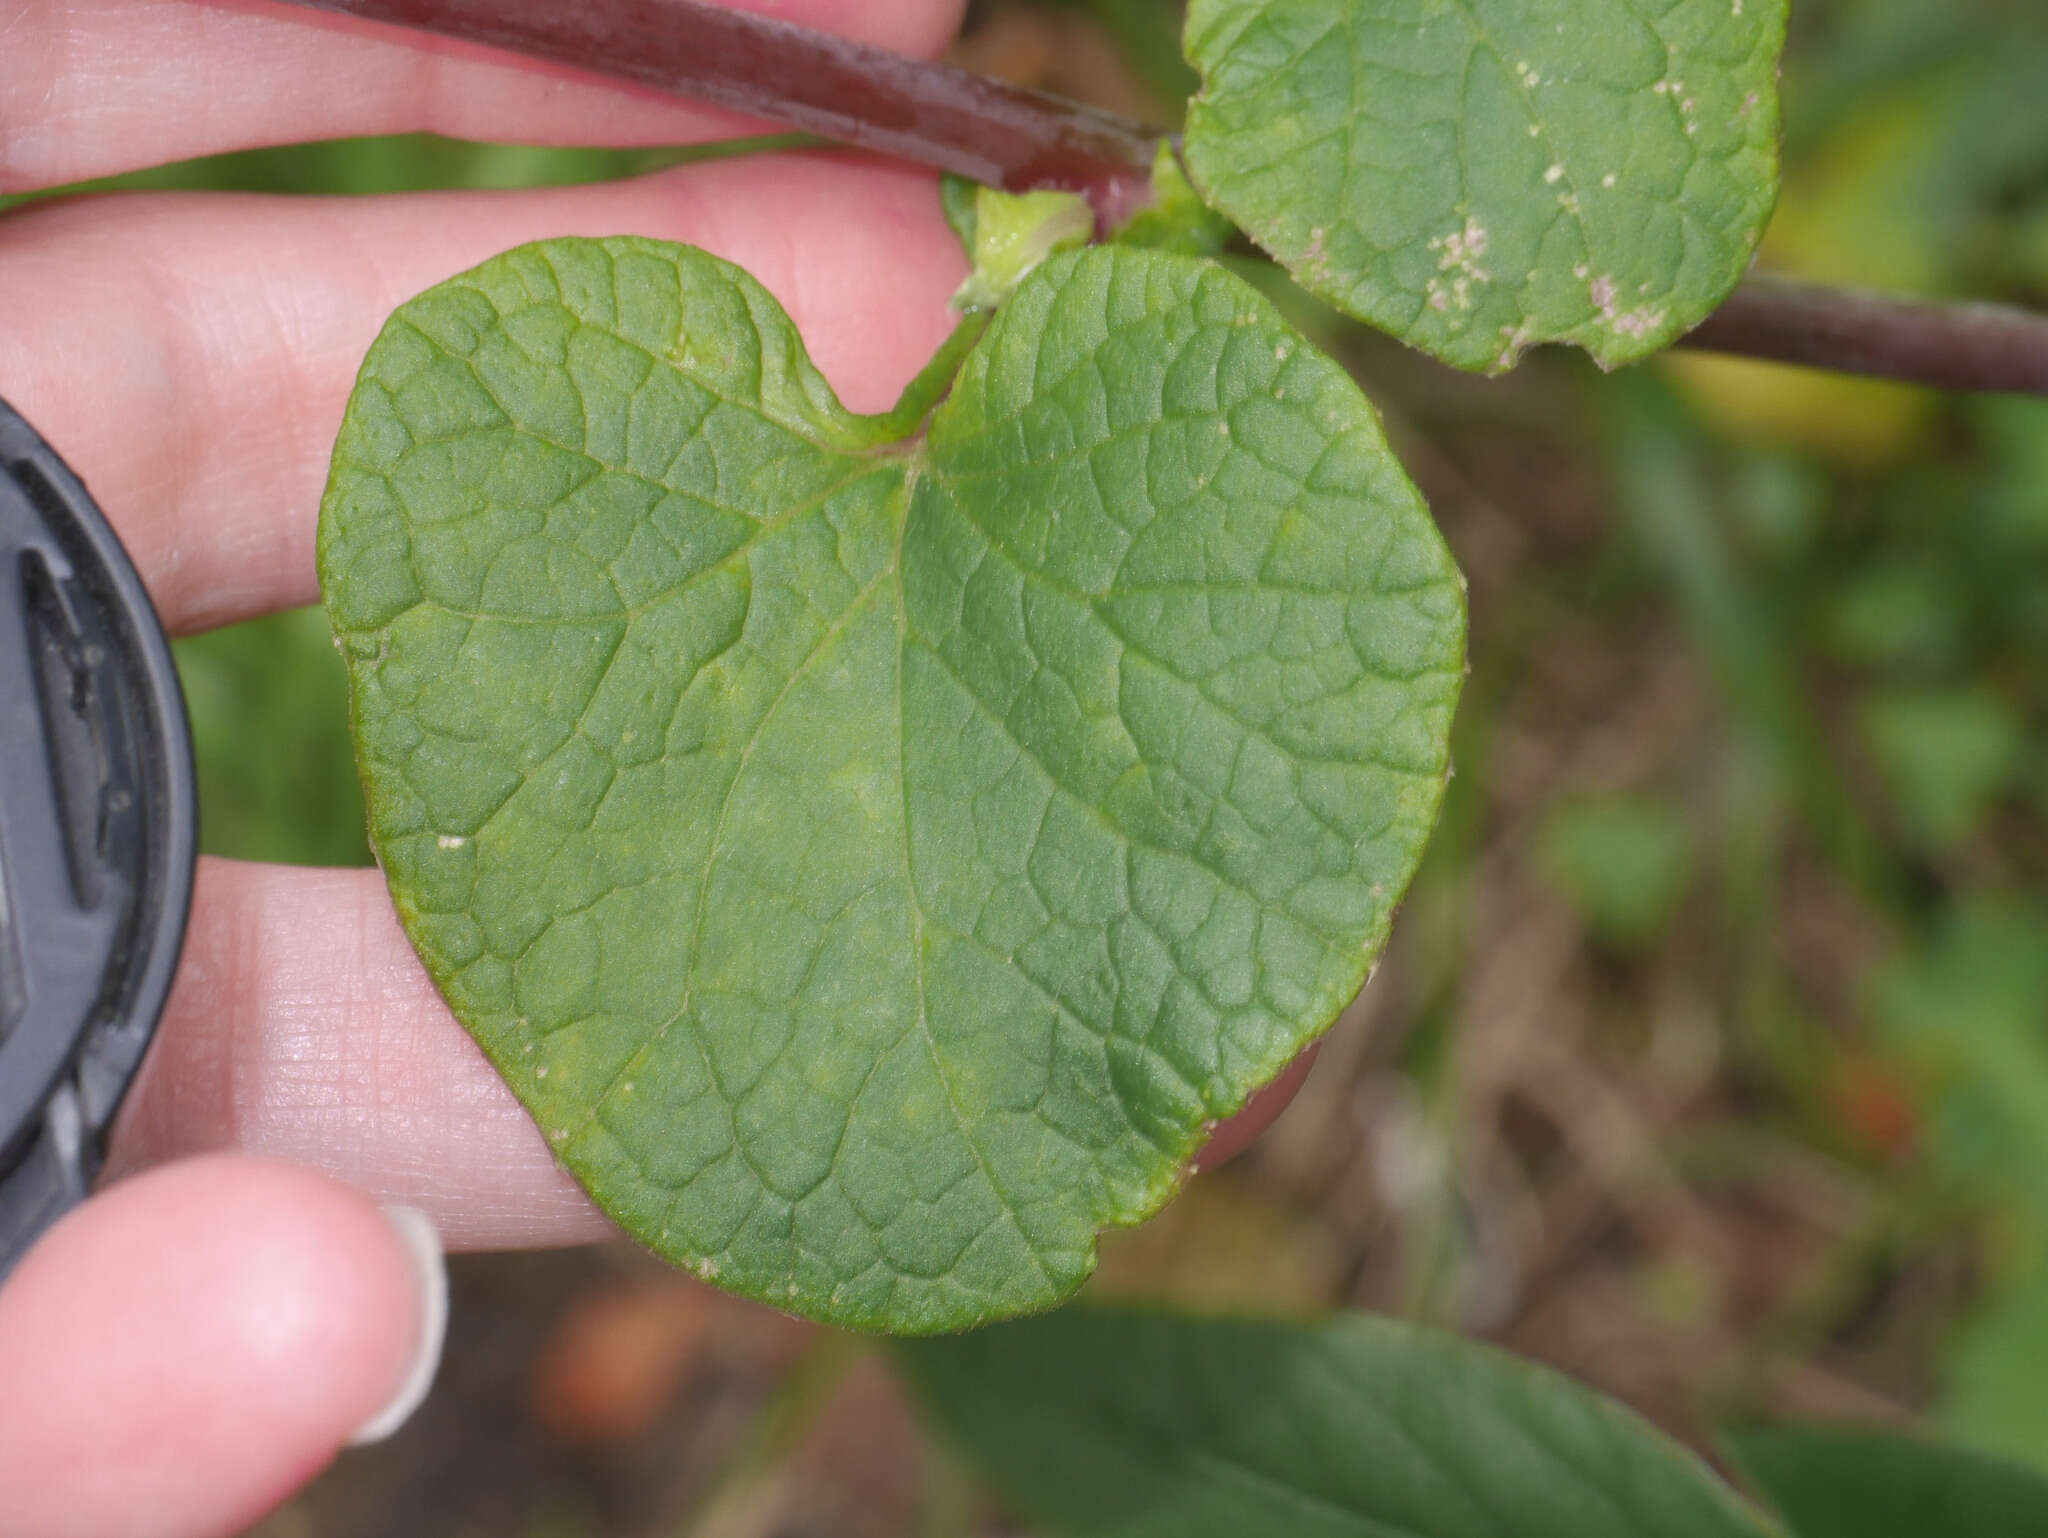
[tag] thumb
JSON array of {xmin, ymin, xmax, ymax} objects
[{"xmin": 0, "ymin": 1154, "xmax": 446, "ymax": 1538}]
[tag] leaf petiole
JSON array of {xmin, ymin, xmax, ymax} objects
[{"xmin": 866, "ymin": 310, "xmax": 992, "ymax": 447}]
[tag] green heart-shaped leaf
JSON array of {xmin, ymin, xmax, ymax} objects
[
  {"xmin": 1182, "ymin": 0, "xmax": 1788, "ymax": 372},
  {"xmin": 319, "ymin": 236, "xmax": 1463, "ymax": 1332}
]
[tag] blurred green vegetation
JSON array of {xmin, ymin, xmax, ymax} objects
[
  {"xmin": 15, "ymin": 0, "xmax": 2043, "ymax": 1514},
  {"xmin": 1195, "ymin": 0, "xmax": 2048, "ymax": 1473},
  {"xmin": 0, "ymin": 131, "xmax": 814, "ymax": 210},
  {"xmin": 1536, "ymin": 795, "xmax": 1696, "ymax": 953},
  {"xmin": 174, "ymin": 607, "xmax": 368, "ymax": 867},
  {"xmin": 1562, "ymin": 0, "xmax": 2048, "ymax": 1466}
]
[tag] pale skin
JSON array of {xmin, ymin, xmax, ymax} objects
[{"xmin": 0, "ymin": 5, "xmax": 1306, "ymax": 1532}]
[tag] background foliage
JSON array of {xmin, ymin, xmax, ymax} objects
[{"xmin": 18, "ymin": 0, "xmax": 2046, "ymax": 1529}]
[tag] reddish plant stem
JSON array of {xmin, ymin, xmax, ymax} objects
[
  {"xmin": 278, "ymin": 0, "xmax": 1162, "ymax": 222},
  {"xmin": 276, "ymin": 0, "xmax": 2048, "ymax": 395},
  {"xmin": 1682, "ymin": 275, "xmax": 2048, "ymax": 395}
]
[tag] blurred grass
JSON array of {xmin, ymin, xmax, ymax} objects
[{"xmin": 0, "ymin": 131, "xmax": 818, "ymax": 209}]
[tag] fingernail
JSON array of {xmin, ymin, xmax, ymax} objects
[{"xmin": 348, "ymin": 1205, "xmax": 448, "ymax": 1446}]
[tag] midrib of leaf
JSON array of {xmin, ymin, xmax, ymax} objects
[
  {"xmin": 553, "ymin": 559, "xmax": 899, "ymax": 1163},
  {"xmin": 447, "ymin": 287, "xmax": 1077, "ymax": 1288},
  {"xmin": 1025, "ymin": 1356, "xmax": 1463, "ymax": 1537},
  {"xmin": 892, "ymin": 468, "xmax": 1062, "ymax": 1289},
  {"xmin": 1080, "ymin": 1336, "xmax": 1516, "ymax": 1537},
  {"xmin": 1289, "ymin": 1346, "xmax": 1616, "ymax": 1538},
  {"xmin": 1021, "ymin": 1389, "xmax": 1456, "ymax": 1538},
  {"xmin": 552, "ymin": 437, "xmax": 1089, "ymax": 1291},
  {"xmin": 1175, "ymin": 1442, "xmax": 1445, "ymax": 1538},
  {"xmin": 898, "ymin": 1310, "xmax": 1782, "ymax": 1538}
]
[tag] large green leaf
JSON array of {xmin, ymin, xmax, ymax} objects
[
  {"xmin": 897, "ymin": 1306, "xmax": 1779, "ymax": 1536},
  {"xmin": 1728, "ymin": 1427, "xmax": 2048, "ymax": 1538},
  {"xmin": 1182, "ymin": 0, "xmax": 1788, "ymax": 371},
  {"xmin": 319, "ymin": 236, "xmax": 1463, "ymax": 1332}
]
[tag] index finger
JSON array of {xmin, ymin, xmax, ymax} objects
[
  {"xmin": 3, "ymin": 0, "xmax": 964, "ymax": 192},
  {"xmin": 0, "ymin": 152, "xmax": 966, "ymax": 634}
]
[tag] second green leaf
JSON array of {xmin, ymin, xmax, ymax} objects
[{"xmin": 1183, "ymin": 0, "xmax": 1788, "ymax": 371}]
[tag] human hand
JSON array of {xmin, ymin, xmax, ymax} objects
[{"xmin": 0, "ymin": 4, "xmax": 1306, "ymax": 1531}]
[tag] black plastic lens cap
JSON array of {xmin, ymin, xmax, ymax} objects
[{"xmin": 0, "ymin": 396, "xmax": 196, "ymax": 1282}]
